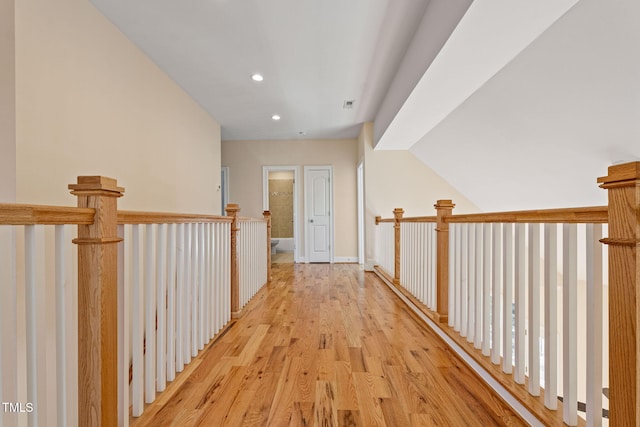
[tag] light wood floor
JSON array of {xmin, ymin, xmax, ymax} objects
[{"xmin": 131, "ymin": 263, "xmax": 525, "ymax": 426}]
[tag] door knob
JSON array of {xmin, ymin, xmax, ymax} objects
[{"xmin": 309, "ymin": 219, "xmax": 314, "ymax": 223}]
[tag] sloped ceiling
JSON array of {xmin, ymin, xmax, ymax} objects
[{"xmin": 391, "ymin": 0, "xmax": 639, "ymax": 210}]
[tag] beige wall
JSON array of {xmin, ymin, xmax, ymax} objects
[
  {"xmin": 222, "ymin": 139, "xmax": 358, "ymax": 260},
  {"xmin": 15, "ymin": 0, "xmax": 221, "ymax": 213},
  {"xmin": 360, "ymin": 122, "xmax": 479, "ymax": 267},
  {"xmin": 1, "ymin": 0, "xmax": 16, "ymax": 203}
]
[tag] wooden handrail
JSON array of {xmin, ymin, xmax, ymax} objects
[
  {"xmin": 400, "ymin": 216, "xmax": 437, "ymax": 223},
  {"xmin": 238, "ymin": 216, "xmax": 267, "ymax": 222},
  {"xmin": 446, "ymin": 206, "xmax": 607, "ymax": 224},
  {"xmin": 377, "ymin": 206, "xmax": 607, "ymax": 225},
  {"xmin": 118, "ymin": 210, "xmax": 231, "ymax": 224},
  {"xmin": 0, "ymin": 203, "xmax": 95, "ymax": 225}
]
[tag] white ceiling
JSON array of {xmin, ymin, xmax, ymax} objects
[
  {"xmin": 89, "ymin": 0, "xmax": 458, "ymax": 141},
  {"xmin": 89, "ymin": 0, "xmax": 638, "ymax": 211}
]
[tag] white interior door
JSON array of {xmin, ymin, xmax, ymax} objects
[{"xmin": 305, "ymin": 166, "xmax": 332, "ymax": 263}]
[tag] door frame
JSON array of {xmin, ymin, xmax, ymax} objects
[
  {"xmin": 221, "ymin": 166, "xmax": 229, "ymax": 216},
  {"xmin": 304, "ymin": 165, "xmax": 334, "ymax": 263},
  {"xmin": 262, "ymin": 165, "xmax": 300, "ymax": 263},
  {"xmin": 357, "ymin": 161, "xmax": 364, "ymax": 265}
]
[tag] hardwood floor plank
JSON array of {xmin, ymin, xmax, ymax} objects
[{"xmin": 131, "ymin": 264, "xmax": 527, "ymax": 426}]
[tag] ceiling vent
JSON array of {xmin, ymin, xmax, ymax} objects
[{"xmin": 343, "ymin": 100, "xmax": 355, "ymax": 109}]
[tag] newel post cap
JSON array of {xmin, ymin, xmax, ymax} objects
[
  {"xmin": 434, "ymin": 199, "xmax": 455, "ymax": 210},
  {"xmin": 393, "ymin": 208, "xmax": 404, "ymax": 218},
  {"xmin": 68, "ymin": 176, "xmax": 124, "ymax": 195},
  {"xmin": 598, "ymin": 161, "xmax": 640, "ymax": 187},
  {"xmin": 225, "ymin": 203, "xmax": 240, "ymax": 214}
]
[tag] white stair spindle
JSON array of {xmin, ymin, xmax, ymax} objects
[
  {"xmin": 25, "ymin": 225, "xmax": 39, "ymax": 427},
  {"xmin": 199, "ymin": 223, "xmax": 205, "ymax": 350},
  {"xmin": 460, "ymin": 223, "xmax": 468, "ymax": 337},
  {"xmin": 544, "ymin": 223, "xmax": 558, "ymax": 409},
  {"xmin": 144, "ymin": 224, "xmax": 156, "ymax": 403},
  {"xmin": 514, "ymin": 223, "xmax": 526, "ymax": 384},
  {"xmin": 191, "ymin": 223, "xmax": 199, "ymax": 357},
  {"xmin": 502, "ymin": 223, "xmax": 513, "ymax": 374},
  {"xmin": 474, "ymin": 224, "xmax": 483, "ymax": 350},
  {"xmin": 176, "ymin": 223, "xmax": 185, "ymax": 372},
  {"xmin": 528, "ymin": 223, "xmax": 541, "ymax": 396},
  {"xmin": 586, "ymin": 223, "xmax": 603, "ymax": 427},
  {"xmin": 131, "ymin": 225, "xmax": 144, "ymax": 416},
  {"xmin": 491, "ymin": 223, "xmax": 502, "ymax": 365},
  {"xmin": 167, "ymin": 223, "xmax": 177, "ymax": 381},
  {"xmin": 117, "ymin": 224, "xmax": 129, "ymax": 427},
  {"xmin": 156, "ymin": 223, "xmax": 167, "ymax": 392},
  {"xmin": 482, "ymin": 223, "xmax": 491, "ymax": 357},
  {"xmin": 55, "ymin": 225, "xmax": 68, "ymax": 427},
  {"xmin": 467, "ymin": 224, "xmax": 476, "ymax": 344},
  {"xmin": 448, "ymin": 224, "xmax": 456, "ymax": 327},
  {"xmin": 563, "ymin": 223, "xmax": 578, "ymax": 425}
]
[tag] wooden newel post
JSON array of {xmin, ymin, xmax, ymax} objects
[
  {"xmin": 69, "ymin": 176, "xmax": 124, "ymax": 427},
  {"xmin": 393, "ymin": 208, "xmax": 404, "ymax": 286},
  {"xmin": 598, "ymin": 161, "xmax": 640, "ymax": 425},
  {"xmin": 434, "ymin": 199, "xmax": 455, "ymax": 323},
  {"xmin": 226, "ymin": 203, "xmax": 240, "ymax": 318},
  {"xmin": 263, "ymin": 210, "xmax": 272, "ymax": 283}
]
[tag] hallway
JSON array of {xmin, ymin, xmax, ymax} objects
[{"xmin": 131, "ymin": 263, "xmax": 525, "ymax": 426}]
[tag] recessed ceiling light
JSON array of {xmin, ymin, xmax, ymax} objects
[
  {"xmin": 271, "ymin": 114, "xmax": 281, "ymax": 121},
  {"xmin": 251, "ymin": 73, "xmax": 264, "ymax": 82}
]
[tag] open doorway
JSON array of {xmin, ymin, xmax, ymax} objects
[{"xmin": 262, "ymin": 166, "xmax": 300, "ymax": 263}]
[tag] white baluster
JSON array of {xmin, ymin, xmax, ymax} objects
[
  {"xmin": 491, "ymin": 223, "xmax": 502, "ymax": 365},
  {"xmin": 528, "ymin": 223, "xmax": 541, "ymax": 396},
  {"xmin": 55, "ymin": 225, "xmax": 68, "ymax": 426},
  {"xmin": 586, "ymin": 223, "xmax": 603, "ymax": 427},
  {"xmin": 131, "ymin": 225, "xmax": 144, "ymax": 416},
  {"xmin": 448, "ymin": 224, "xmax": 455, "ymax": 328},
  {"xmin": 514, "ymin": 223, "xmax": 526, "ymax": 384},
  {"xmin": 167, "ymin": 223, "xmax": 176, "ymax": 381},
  {"xmin": 25, "ymin": 225, "xmax": 39, "ymax": 427},
  {"xmin": 460, "ymin": 223, "xmax": 468, "ymax": 337},
  {"xmin": 544, "ymin": 224, "xmax": 558, "ymax": 409},
  {"xmin": 199, "ymin": 223, "xmax": 205, "ymax": 350},
  {"xmin": 467, "ymin": 223, "xmax": 476, "ymax": 344},
  {"xmin": 474, "ymin": 224, "xmax": 483, "ymax": 350},
  {"xmin": 144, "ymin": 224, "xmax": 156, "ymax": 403},
  {"xmin": 191, "ymin": 223, "xmax": 198, "ymax": 357},
  {"xmin": 156, "ymin": 223, "xmax": 166, "ymax": 392},
  {"xmin": 117, "ymin": 224, "xmax": 129, "ymax": 426},
  {"xmin": 482, "ymin": 223, "xmax": 491, "ymax": 357},
  {"xmin": 502, "ymin": 223, "xmax": 513, "ymax": 374},
  {"xmin": 0, "ymin": 226, "xmax": 18, "ymax": 425},
  {"xmin": 563, "ymin": 223, "xmax": 578, "ymax": 425},
  {"xmin": 176, "ymin": 224, "xmax": 185, "ymax": 371}
]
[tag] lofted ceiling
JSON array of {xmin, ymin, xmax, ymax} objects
[
  {"xmin": 88, "ymin": 0, "xmax": 638, "ymax": 211},
  {"xmin": 88, "ymin": 0, "xmax": 448, "ymax": 141}
]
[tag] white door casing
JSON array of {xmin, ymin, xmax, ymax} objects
[
  {"xmin": 262, "ymin": 165, "xmax": 300, "ymax": 263},
  {"xmin": 304, "ymin": 166, "xmax": 333, "ymax": 263}
]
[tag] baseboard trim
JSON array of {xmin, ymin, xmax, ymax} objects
[{"xmin": 333, "ymin": 256, "xmax": 358, "ymax": 263}]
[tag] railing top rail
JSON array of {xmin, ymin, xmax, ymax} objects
[
  {"xmin": 0, "ymin": 203, "xmax": 95, "ymax": 225},
  {"xmin": 117, "ymin": 210, "xmax": 232, "ymax": 224},
  {"xmin": 400, "ymin": 216, "xmax": 438, "ymax": 223},
  {"xmin": 375, "ymin": 206, "xmax": 608, "ymax": 225},
  {"xmin": 446, "ymin": 205, "xmax": 608, "ymax": 224},
  {"xmin": 376, "ymin": 218, "xmax": 395, "ymax": 223},
  {"xmin": 238, "ymin": 216, "xmax": 267, "ymax": 222}
]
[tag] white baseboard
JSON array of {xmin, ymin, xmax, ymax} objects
[
  {"xmin": 364, "ymin": 261, "xmax": 375, "ymax": 271},
  {"xmin": 333, "ymin": 257, "xmax": 358, "ymax": 263}
]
